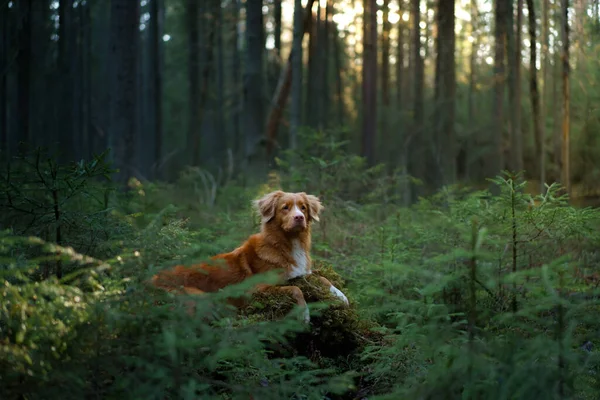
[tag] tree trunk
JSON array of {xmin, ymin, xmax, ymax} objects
[
  {"xmin": 332, "ymin": 20, "xmax": 345, "ymax": 128},
  {"xmin": 265, "ymin": 0, "xmax": 316, "ymax": 156},
  {"xmin": 274, "ymin": 0, "xmax": 282, "ymax": 58},
  {"xmin": 321, "ymin": 0, "xmax": 331, "ymax": 130},
  {"xmin": 244, "ymin": 0, "xmax": 265, "ymax": 169},
  {"xmin": 361, "ymin": 0, "xmax": 377, "ymax": 165},
  {"xmin": 382, "ymin": 0, "xmax": 391, "ymax": 107},
  {"xmin": 396, "ymin": 0, "xmax": 405, "ymax": 108},
  {"xmin": 58, "ymin": 0, "xmax": 76, "ymax": 162},
  {"xmin": 232, "ymin": 0, "xmax": 241, "ymax": 158},
  {"xmin": 0, "ymin": 2, "xmax": 6, "ymax": 152},
  {"xmin": 306, "ymin": 4, "xmax": 318, "ymax": 128},
  {"xmin": 489, "ymin": 0, "xmax": 508, "ymax": 183},
  {"xmin": 409, "ymin": 0, "xmax": 425, "ymax": 200},
  {"xmin": 187, "ymin": 0, "xmax": 200, "ymax": 166},
  {"xmin": 290, "ymin": 0, "xmax": 304, "ymax": 151},
  {"xmin": 108, "ymin": 0, "xmax": 140, "ymax": 186},
  {"xmin": 526, "ymin": 0, "xmax": 545, "ymax": 192},
  {"xmin": 561, "ymin": 0, "xmax": 570, "ymax": 196},
  {"xmin": 80, "ymin": 2, "xmax": 92, "ymax": 161},
  {"xmin": 541, "ymin": 0, "xmax": 549, "ymax": 187},
  {"xmin": 434, "ymin": 0, "xmax": 456, "ymax": 187},
  {"xmin": 514, "ymin": 0, "xmax": 523, "ymax": 172},
  {"xmin": 507, "ymin": 0, "xmax": 523, "ymax": 173},
  {"xmin": 17, "ymin": 0, "xmax": 32, "ymax": 152},
  {"xmin": 150, "ymin": 0, "xmax": 164, "ymax": 179},
  {"xmin": 216, "ymin": 0, "xmax": 225, "ymax": 159},
  {"xmin": 465, "ymin": 0, "xmax": 480, "ymax": 181}
]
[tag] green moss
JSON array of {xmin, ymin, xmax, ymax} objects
[{"xmin": 238, "ymin": 261, "xmax": 382, "ymax": 361}]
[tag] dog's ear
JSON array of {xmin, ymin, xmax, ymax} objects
[
  {"xmin": 253, "ymin": 191, "xmax": 284, "ymax": 223},
  {"xmin": 303, "ymin": 193, "xmax": 324, "ymax": 222}
]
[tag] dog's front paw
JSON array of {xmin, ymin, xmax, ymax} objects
[
  {"xmin": 329, "ymin": 285, "xmax": 349, "ymax": 306},
  {"xmin": 303, "ymin": 305, "xmax": 311, "ymax": 324}
]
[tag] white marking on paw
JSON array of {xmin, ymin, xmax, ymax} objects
[
  {"xmin": 288, "ymin": 239, "xmax": 310, "ymax": 279},
  {"xmin": 303, "ymin": 304, "xmax": 311, "ymax": 324},
  {"xmin": 329, "ymin": 285, "xmax": 349, "ymax": 306}
]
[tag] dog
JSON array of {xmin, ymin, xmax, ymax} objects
[{"xmin": 151, "ymin": 190, "xmax": 349, "ymax": 322}]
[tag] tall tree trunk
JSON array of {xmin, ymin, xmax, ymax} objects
[
  {"xmin": 244, "ymin": 0, "xmax": 265, "ymax": 169},
  {"xmin": 382, "ymin": 0, "xmax": 391, "ymax": 106},
  {"xmin": 381, "ymin": 0, "xmax": 391, "ymax": 167},
  {"xmin": 187, "ymin": 0, "xmax": 200, "ymax": 167},
  {"xmin": 361, "ymin": 0, "xmax": 377, "ymax": 165},
  {"xmin": 409, "ymin": 0, "xmax": 425, "ymax": 200},
  {"xmin": 290, "ymin": 0, "xmax": 305, "ymax": 151},
  {"xmin": 58, "ymin": 0, "xmax": 75, "ymax": 162},
  {"xmin": 561, "ymin": 0, "xmax": 570, "ymax": 196},
  {"xmin": 541, "ymin": 0, "xmax": 549, "ymax": 186},
  {"xmin": 321, "ymin": 0, "xmax": 331, "ymax": 130},
  {"xmin": 274, "ymin": 0, "xmax": 282, "ymax": 58},
  {"xmin": 108, "ymin": 0, "xmax": 140, "ymax": 186},
  {"xmin": 489, "ymin": 0, "xmax": 508, "ymax": 183},
  {"xmin": 80, "ymin": 2, "xmax": 92, "ymax": 161},
  {"xmin": 434, "ymin": 0, "xmax": 456, "ymax": 187},
  {"xmin": 396, "ymin": 0, "xmax": 405, "ymax": 108},
  {"xmin": 216, "ymin": 0, "xmax": 225, "ymax": 159},
  {"xmin": 17, "ymin": 0, "xmax": 32, "ymax": 153},
  {"xmin": 507, "ymin": 0, "xmax": 523, "ymax": 173},
  {"xmin": 265, "ymin": 0, "xmax": 316, "ymax": 156},
  {"xmin": 150, "ymin": 0, "xmax": 164, "ymax": 179},
  {"xmin": 232, "ymin": 0, "xmax": 241, "ymax": 158},
  {"xmin": 526, "ymin": 0, "xmax": 545, "ymax": 192},
  {"xmin": 0, "ymin": 2, "xmax": 6, "ymax": 152},
  {"xmin": 466, "ymin": 0, "xmax": 480, "ymax": 181},
  {"xmin": 332, "ymin": 20, "xmax": 345, "ymax": 128}
]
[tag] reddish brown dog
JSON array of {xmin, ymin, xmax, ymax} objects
[{"xmin": 151, "ymin": 190, "xmax": 349, "ymax": 322}]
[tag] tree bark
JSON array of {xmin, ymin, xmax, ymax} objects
[
  {"xmin": 526, "ymin": 0, "xmax": 545, "ymax": 192},
  {"xmin": 434, "ymin": 0, "xmax": 456, "ymax": 187},
  {"xmin": 17, "ymin": 0, "xmax": 32, "ymax": 152},
  {"xmin": 409, "ymin": 0, "xmax": 425, "ymax": 200},
  {"xmin": 187, "ymin": 0, "xmax": 200, "ymax": 166},
  {"xmin": 0, "ymin": 2, "xmax": 6, "ymax": 152},
  {"xmin": 561, "ymin": 0, "xmax": 570, "ymax": 196},
  {"xmin": 244, "ymin": 0, "xmax": 265, "ymax": 168},
  {"xmin": 507, "ymin": 0, "xmax": 523, "ymax": 173},
  {"xmin": 290, "ymin": 0, "xmax": 305, "ymax": 151},
  {"xmin": 265, "ymin": 0, "xmax": 316, "ymax": 156},
  {"xmin": 274, "ymin": 0, "xmax": 282, "ymax": 58},
  {"xmin": 489, "ymin": 0, "xmax": 508, "ymax": 183},
  {"xmin": 541, "ymin": 0, "xmax": 549, "ymax": 188},
  {"xmin": 396, "ymin": 0, "xmax": 405, "ymax": 108},
  {"xmin": 108, "ymin": 0, "xmax": 140, "ymax": 186},
  {"xmin": 382, "ymin": 0, "xmax": 391, "ymax": 107},
  {"xmin": 232, "ymin": 0, "xmax": 241, "ymax": 158},
  {"xmin": 150, "ymin": 0, "xmax": 164, "ymax": 179},
  {"xmin": 361, "ymin": 0, "xmax": 377, "ymax": 165},
  {"xmin": 332, "ymin": 20, "xmax": 345, "ymax": 128}
]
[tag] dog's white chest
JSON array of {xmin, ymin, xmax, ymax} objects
[{"xmin": 288, "ymin": 240, "xmax": 310, "ymax": 279}]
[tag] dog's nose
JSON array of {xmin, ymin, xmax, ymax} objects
[{"xmin": 294, "ymin": 214, "xmax": 304, "ymax": 221}]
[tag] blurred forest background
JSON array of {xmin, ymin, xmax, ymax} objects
[
  {"xmin": 2, "ymin": 0, "xmax": 600, "ymax": 200},
  {"xmin": 3, "ymin": 1, "xmax": 600, "ymax": 399}
]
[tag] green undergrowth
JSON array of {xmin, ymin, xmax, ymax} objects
[{"xmin": 2, "ymin": 142, "xmax": 600, "ymax": 399}]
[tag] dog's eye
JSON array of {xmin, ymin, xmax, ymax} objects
[
  {"xmin": 282, "ymin": 205, "xmax": 289, "ymax": 210},
  {"xmin": 301, "ymin": 205, "xmax": 306, "ymax": 210}
]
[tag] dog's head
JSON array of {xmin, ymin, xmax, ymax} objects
[{"xmin": 253, "ymin": 190, "xmax": 324, "ymax": 233}]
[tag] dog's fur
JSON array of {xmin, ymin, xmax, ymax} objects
[{"xmin": 151, "ymin": 190, "xmax": 348, "ymax": 322}]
